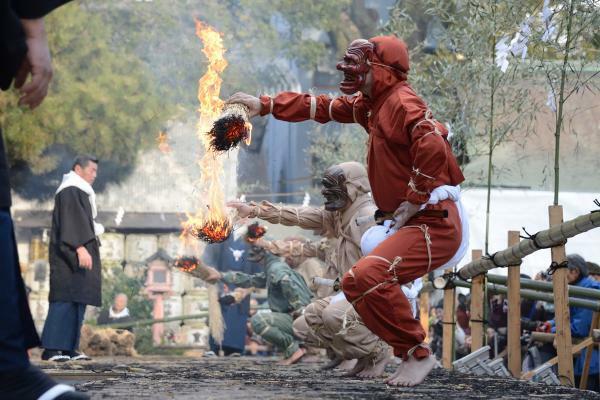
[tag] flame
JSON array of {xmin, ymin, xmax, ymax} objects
[
  {"xmin": 180, "ymin": 20, "xmax": 232, "ymax": 245},
  {"xmin": 156, "ymin": 131, "xmax": 171, "ymax": 153},
  {"xmin": 174, "ymin": 256, "xmax": 200, "ymax": 272},
  {"xmin": 246, "ymin": 222, "xmax": 267, "ymax": 242}
]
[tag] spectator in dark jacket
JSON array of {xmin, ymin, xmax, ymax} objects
[
  {"xmin": 0, "ymin": 1, "xmax": 89, "ymax": 399},
  {"xmin": 545, "ymin": 254, "xmax": 600, "ymax": 391},
  {"xmin": 97, "ymin": 293, "xmax": 133, "ymax": 330}
]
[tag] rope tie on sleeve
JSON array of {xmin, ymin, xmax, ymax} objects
[{"xmin": 328, "ymin": 97, "xmax": 337, "ymax": 122}]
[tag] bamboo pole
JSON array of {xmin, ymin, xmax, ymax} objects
[
  {"xmin": 579, "ymin": 312, "xmax": 600, "ymax": 389},
  {"xmin": 420, "ymin": 275, "xmax": 430, "ymax": 341},
  {"xmin": 470, "ymin": 250, "xmax": 485, "ymax": 351},
  {"xmin": 442, "ymin": 268, "xmax": 456, "ymax": 369},
  {"xmin": 458, "ymin": 211, "xmax": 600, "ymax": 279},
  {"xmin": 549, "ymin": 205, "xmax": 574, "ymax": 386},
  {"xmin": 445, "ymin": 280, "xmax": 600, "ymax": 312},
  {"xmin": 103, "ymin": 305, "xmax": 269, "ymax": 330},
  {"xmin": 507, "ymin": 231, "xmax": 521, "ymax": 377},
  {"xmin": 486, "ymin": 274, "xmax": 600, "ymax": 300},
  {"xmin": 105, "ymin": 312, "xmax": 209, "ymax": 330}
]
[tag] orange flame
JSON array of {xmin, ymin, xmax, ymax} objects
[
  {"xmin": 156, "ymin": 131, "xmax": 171, "ymax": 154},
  {"xmin": 181, "ymin": 20, "xmax": 232, "ymax": 245},
  {"xmin": 174, "ymin": 256, "xmax": 200, "ymax": 272}
]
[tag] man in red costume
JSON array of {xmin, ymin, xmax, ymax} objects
[{"xmin": 228, "ymin": 35, "xmax": 465, "ymax": 386}]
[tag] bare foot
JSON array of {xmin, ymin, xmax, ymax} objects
[
  {"xmin": 337, "ymin": 359, "xmax": 358, "ymax": 371},
  {"xmin": 320, "ymin": 357, "xmax": 343, "ymax": 371},
  {"xmin": 356, "ymin": 350, "xmax": 393, "ymax": 378},
  {"xmin": 385, "ymin": 355, "xmax": 436, "ymax": 387},
  {"xmin": 344, "ymin": 357, "xmax": 369, "ymax": 377},
  {"xmin": 277, "ymin": 347, "xmax": 306, "ymax": 366}
]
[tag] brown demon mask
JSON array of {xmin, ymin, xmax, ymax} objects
[
  {"xmin": 336, "ymin": 39, "xmax": 374, "ymax": 95},
  {"xmin": 321, "ymin": 165, "xmax": 351, "ymax": 212}
]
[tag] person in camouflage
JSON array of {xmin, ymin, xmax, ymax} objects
[{"xmin": 209, "ymin": 244, "xmax": 312, "ymax": 365}]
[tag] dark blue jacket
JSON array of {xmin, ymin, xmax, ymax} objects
[
  {"xmin": 202, "ymin": 235, "xmax": 261, "ymax": 352},
  {"xmin": 550, "ymin": 276, "xmax": 600, "ymax": 375}
]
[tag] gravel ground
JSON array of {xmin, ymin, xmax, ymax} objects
[{"xmin": 37, "ymin": 356, "xmax": 600, "ymax": 400}]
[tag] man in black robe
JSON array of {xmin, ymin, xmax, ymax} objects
[
  {"xmin": 1, "ymin": 1, "xmax": 89, "ymax": 398},
  {"xmin": 41, "ymin": 155, "xmax": 103, "ymax": 362}
]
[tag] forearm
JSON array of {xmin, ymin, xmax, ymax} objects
[
  {"xmin": 248, "ymin": 201, "xmax": 325, "ymax": 231},
  {"xmin": 222, "ymin": 271, "xmax": 265, "ymax": 288},
  {"xmin": 259, "ymin": 92, "xmax": 359, "ymax": 124}
]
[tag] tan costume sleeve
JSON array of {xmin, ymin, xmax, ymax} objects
[{"xmin": 248, "ymin": 200, "xmax": 335, "ymax": 237}]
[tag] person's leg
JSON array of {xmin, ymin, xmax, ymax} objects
[
  {"xmin": 251, "ymin": 312, "xmax": 304, "ymax": 364},
  {"xmin": 300, "ymin": 297, "xmax": 333, "ymax": 347},
  {"xmin": 343, "ymin": 201, "xmax": 461, "ymax": 386},
  {"xmin": 73, "ymin": 304, "xmax": 86, "ymax": 351},
  {"xmin": 0, "ymin": 209, "xmax": 88, "ymax": 399},
  {"xmin": 0, "ymin": 209, "xmax": 37, "ymax": 373},
  {"xmin": 41, "ymin": 302, "xmax": 78, "ymax": 357},
  {"xmin": 323, "ymin": 299, "xmax": 391, "ymax": 378}
]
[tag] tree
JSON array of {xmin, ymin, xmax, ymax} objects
[
  {"xmin": 2, "ymin": 0, "xmax": 360, "ymax": 199},
  {"xmin": 385, "ymin": 1, "xmax": 542, "ymax": 253},
  {"xmin": 0, "ymin": 2, "xmax": 173, "ymax": 199}
]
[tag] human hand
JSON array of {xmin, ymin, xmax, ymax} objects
[
  {"xmin": 76, "ymin": 247, "xmax": 93, "ymax": 270},
  {"xmin": 391, "ymin": 201, "xmax": 421, "ymax": 228},
  {"xmin": 227, "ymin": 200, "xmax": 254, "ymax": 219},
  {"xmin": 232, "ymin": 288, "xmax": 251, "ymax": 303},
  {"xmin": 15, "ymin": 18, "xmax": 53, "ymax": 109},
  {"xmin": 226, "ymin": 92, "xmax": 261, "ymax": 118}
]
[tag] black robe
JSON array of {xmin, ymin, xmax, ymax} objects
[{"xmin": 49, "ymin": 186, "xmax": 102, "ymax": 306}]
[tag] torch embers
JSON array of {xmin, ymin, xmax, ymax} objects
[
  {"xmin": 190, "ymin": 218, "xmax": 232, "ymax": 244},
  {"xmin": 246, "ymin": 222, "xmax": 267, "ymax": 242},
  {"xmin": 174, "ymin": 255, "xmax": 220, "ymax": 282},
  {"xmin": 174, "ymin": 256, "xmax": 200, "ymax": 272},
  {"xmin": 208, "ymin": 103, "xmax": 252, "ymax": 153}
]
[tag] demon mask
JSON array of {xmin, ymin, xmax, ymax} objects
[
  {"xmin": 336, "ymin": 39, "xmax": 374, "ymax": 95},
  {"xmin": 321, "ymin": 165, "xmax": 351, "ymax": 212}
]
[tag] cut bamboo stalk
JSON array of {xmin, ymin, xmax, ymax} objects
[
  {"xmin": 458, "ymin": 211, "xmax": 600, "ymax": 280},
  {"xmin": 470, "ymin": 250, "xmax": 485, "ymax": 352},
  {"xmin": 442, "ymin": 268, "xmax": 456, "ymax": 369},
  {"xmin": 507, "ymin": 231, "xmax": 521, "ymax": 378},
  {"xmin": 420, "ymin": 275, "xmax": 430, "ymax": 341},
  {"xmin": 549, "ymin": 205, "xmax": 574, "ymax": 386},
  {"xmin": 486, "ymin": 274, "xmax": 600, "ymax": 300},
  {"xmin": 579, "ymin": 312, "xmax": 600, "ymax": 389}
]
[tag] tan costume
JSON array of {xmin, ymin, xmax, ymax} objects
[{"xmin": 247, "ymin": 162, "xmax": 388, "ymax": 362}]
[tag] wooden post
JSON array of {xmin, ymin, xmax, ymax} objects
[
  {"xmin": 419, "ymin": 276, "xmax": 430, "ymax": 341},
  {"xmin": 442, "ymin": 268, "xmax": 456, "ymax": 369},
  {"xmin": 470, "ymin": 250, "xmax": 485, "ymax": 351},
  {"xmin": 579, "ymin": 312, "xmax": 600, "ymax": 389},
  {"xmin": 507, "ymin": 230, "xmax": 522, "ymax": 377},
  {"xmin": 549, "ymin": 205, "xmax": 575, "ymax": 386}
]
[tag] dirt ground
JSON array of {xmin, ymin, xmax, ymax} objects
[{"xmin": 36, "ymin": 356, "xmax": 600, "ymax": 400}]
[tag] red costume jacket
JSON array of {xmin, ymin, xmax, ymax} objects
[{"xmin": 259, "ymin": 37, "xmax": 465, "ymax": 213}]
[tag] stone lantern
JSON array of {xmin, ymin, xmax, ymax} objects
[{"xmin": 144, "ymin": 249, "xmax": 173, "ymax": 345}]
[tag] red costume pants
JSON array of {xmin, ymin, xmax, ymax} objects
[{"xmin": 342, "ymin": 199, "xmax": 461, "ymax": 360}]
